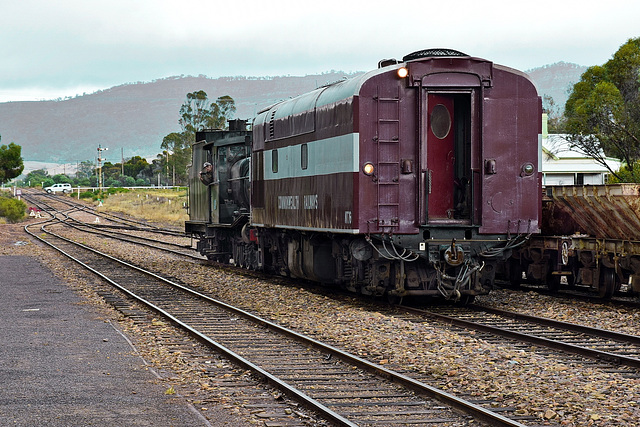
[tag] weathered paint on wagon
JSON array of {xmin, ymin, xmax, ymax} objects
[
  {"xmin": 512, "ymin": 184, "xmax": 640, "ymax": 298},
  {"xmin": 542, "ymin": 184, "xmax": 640, "ymax": 240}
]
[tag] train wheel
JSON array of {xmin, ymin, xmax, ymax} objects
[{"xmin": 598, "ymin": 267, "xmax": 616, "ymax": 299}]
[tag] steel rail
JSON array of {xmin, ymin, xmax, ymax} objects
[
  {"xmin": 470, "ymin": 304, "xmax": 640, "ymax": 345},
  {"xmin": 402, "ymin": 305, "xmax": 640, "ymax": 369},
  {"xmin": 24, "ymin": 221, "xmax": 358, "ymax": 427},
  {"xmin": 58, "ymin": 218, "xmax": 204, "ymax": 260},
  {"xmin": 28, "ymin": 190, "xmax": 185, "ymax": 235},
  {"xmin": 24, "ymin": 192, "xmax": 200, "ymax": 259},
  {"xmin": 25, "ymin": 222, "xmax": 526, "ymax": 427}
]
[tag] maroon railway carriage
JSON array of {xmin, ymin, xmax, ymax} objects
[{"xmin": 186, "ymin": 49, "xmax": 542, "ymax": 302}]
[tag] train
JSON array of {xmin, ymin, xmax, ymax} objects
[
  {"xmin": 508, "ymin": 184, "xmax": 640, "ymax": 299},
  {"xmin": 185, "ymin": 48, "xmax": 542, "ymax": 303}
]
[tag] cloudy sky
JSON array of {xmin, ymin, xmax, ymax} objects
[{"xmin": 1, "ymin": 0, "xmax": 638, "ymax": 103}]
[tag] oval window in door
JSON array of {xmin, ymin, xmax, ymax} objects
[{"xmin": 430, "ymin": 104, "xmax": 451, "ymax": 139}]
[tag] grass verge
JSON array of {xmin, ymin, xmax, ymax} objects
[{"xmin": 96, "ymin": 189, "xmax": 188, "ymax": 226}]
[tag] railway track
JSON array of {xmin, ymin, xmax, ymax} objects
[
  {"xmin": 24, "ymin": 217, "xmax": 529, "ymax": 426},
  {"xmin": 61, "ymin": 218, "xmax": 204, "ymax": 259},
  {"xmin": 28, "ymin": 190, "xmax": 185, "ymax": 235},
  {"xmin": 401, "ymin": 304, "xmax": 640, "ymax": 373},
  {"xmin": 21, "ymin": 191, "xmax": 202, "ymax": 259},
  {"xmin": 21, "ymin": 190, "xmax": 640, "ymax": 424}
]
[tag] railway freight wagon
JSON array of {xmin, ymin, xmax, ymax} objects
[
  {"xmin": 510, "ymin": 184, "xmax": 640, "ymax": 299},
  {"xmin": 186, "ymin": 48, "xmax": 542, "ymax": 303}
]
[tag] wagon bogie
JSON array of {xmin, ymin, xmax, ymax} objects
[{"xmin": 511, "ymin": 231, "xmax": 640, "ymax": 299}]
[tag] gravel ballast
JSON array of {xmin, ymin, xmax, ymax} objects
[{"xmin": 6, "ymin": 212, "xmax": 640, "ymax": 426}]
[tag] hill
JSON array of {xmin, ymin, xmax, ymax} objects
[
  {"xmin": 0, "ymin": 63, "xmax": 585, "ymax": 165},
  {"xmin": 525, "ymin": 61, "xmax": 587, "ymax": 111},
  {"xmin": 0, "ymin": 72, "xmax": 360, "ymax": 165}
]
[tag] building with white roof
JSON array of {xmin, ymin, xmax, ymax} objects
[{"xmin": 540, "ymin": 114, "xmax": 622, "ymax": 186}]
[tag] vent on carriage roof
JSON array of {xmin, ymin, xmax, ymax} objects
[{"xmin": 402, "ymin": 48, "xmax": 469, "ymax": 62}]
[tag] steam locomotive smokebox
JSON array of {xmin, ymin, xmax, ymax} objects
[{"xmin": 542, "ymin": 184, "xmax": 640, "ymax": 240}]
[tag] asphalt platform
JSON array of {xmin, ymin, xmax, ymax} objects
[{"xmin": 0, "ymin": 255, "xmax": 214, "ymax": 426}]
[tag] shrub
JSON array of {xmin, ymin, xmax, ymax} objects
[
  {"xmin": 608, "ymin": 162, "xmax": 640, "ymax": 183},
  {"xmin": 52, "ymin": 174, "xmax": 71, "ymax": 184},
  {"xmin": 79, "ymin": 190, "xmax": 98, "ymax": 200},
  {"xmin": 122, "ymin": 176, "xmax": 136, "ymax": 187},
  {"xmin": 0, "ymin": 195, "xmax": 27, "ymax": 223}
]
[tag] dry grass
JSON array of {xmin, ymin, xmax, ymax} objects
[{"xmin": 97, "ymin": 189, "xmax": 188, "ymax": 226}]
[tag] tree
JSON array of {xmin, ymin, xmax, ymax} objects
[
  {"xmin": 172, "ymin": 143, "xmax": 191, "ymax": 186},
  {"xmin": 123, "ymin": 156, "xmax": 150, "ymax": 179},
  {"xmin": 178, "ymin": 91, "xmax": 236, "ymax": 138},
  {"xmin": 543, "ymin": 95, "xmax": 565, "ymax": 133},
  {"xmin": 564, "ymin": 37, "xmax": 640, "ymax": 181},
  {"xmin": 77, "ymin": 160, "xmax": 95, "ymax": 180},
  {"xmin": 162, "ymin": 92, "xmax": 236, "ymax": 186},
  {"xmin": 161, "ymin": 132, "xmax": 191, "ymax": 185},
  {"xmin": 162, "ymin": 132, "xmax": 189, "ymax": 154},
  {"xmin": 23, "ymin": 169, "xmax": 49, "ymax": 186},
  {"xmin": 151, "ymin": 155, "xmax": 167, "ymax": 186},
  {"xmin": 216, "ymin": 95, "xmax": 236, "ymax": 127},
  {"xmin": 101, "ymin": 161, "xmax": 121, "ymax": 182},
  {"xmin": 0, "ymin": 137, "xmax": 24, "ymax": 184},
  {"xmin": 52, "ymin": 174, "xmax": 71, "ymax": 184},
  {"xmin": 122, "ymin": 176, "xmax": 136, "ymax": 187}
]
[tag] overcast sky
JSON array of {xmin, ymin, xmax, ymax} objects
[{"xmin": 1, "ymin": 0, "xmax": 638, "ymax": 103}]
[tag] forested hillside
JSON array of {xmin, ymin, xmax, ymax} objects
[
  {"xmin": 526, "ymin": 61, "xmax": 587, "ymax": 111},
  {"xmin": 0, "ymin": 63, "xmax": 584, "ymax": 164}
]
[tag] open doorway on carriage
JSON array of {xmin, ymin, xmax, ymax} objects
[{"xmin": 425, "ymin": 92, "xmax": 472, "ymax": 223}]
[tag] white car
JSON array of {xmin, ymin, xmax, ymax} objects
[{"xmin": 44, "ymin": 183, "xmax": 72, "ymax": 194}]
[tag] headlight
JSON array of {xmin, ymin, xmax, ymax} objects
[
  {"xmin": 363, "ymin": 162, "xmax": 375, "ymax": 176},
  {"xmin": 397, "ymin": 67, "xmax": 409, "ymax": 79}
]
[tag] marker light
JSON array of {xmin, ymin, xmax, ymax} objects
[
  {"xmin": 397, "ymin": 67, "xmax": 409, "ymax": 79},
  {"xmin": 363, "ymin": 162, "xmax": 375, "ymax": 176},
  {"xmin": 522, "ymin": 162, "xmax": 535, "ymax": 176}
]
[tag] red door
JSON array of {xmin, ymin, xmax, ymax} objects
[{"xmin": 427, "ymin": 94, "xmax": 455, "ymax": 220}]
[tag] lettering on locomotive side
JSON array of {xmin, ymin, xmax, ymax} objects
[
  {"xmin": 278, "ymin": 194, "xmax": 319, "ymax": 210},
  {"xmin": 278, "ymin": 195, "xmax": 299, "ymax": 210},
  {"xmin": 303, "ymin": 194, "xmax": 318, "ymax": 210}
]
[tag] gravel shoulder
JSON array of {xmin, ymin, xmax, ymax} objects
[
  {"xmin": 6, "ymin": 214, "xmax": 640, "ymax": 426},
  {"xmin": 0, "ymin": 220, "xmax": 253, "ymax": 426}
]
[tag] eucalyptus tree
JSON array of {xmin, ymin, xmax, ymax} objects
[
  {"xmin": 179, "ymin": 91, "xmax": 236, "ymax": 138},
  {"xmin": 565, "ymin": 37, "xmax": 640, "ymax": 181},
  {"xmin": 163, "ymin": 91, "xmax": 236, "ymax": 185},
  {"xmin": 161, "ymin": 132, "xmax": 191, "ymax": 185}
]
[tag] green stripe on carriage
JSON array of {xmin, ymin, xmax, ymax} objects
[{"xmin": 263, "ymin": 133, "xmax": 359, "ymax": 180}]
